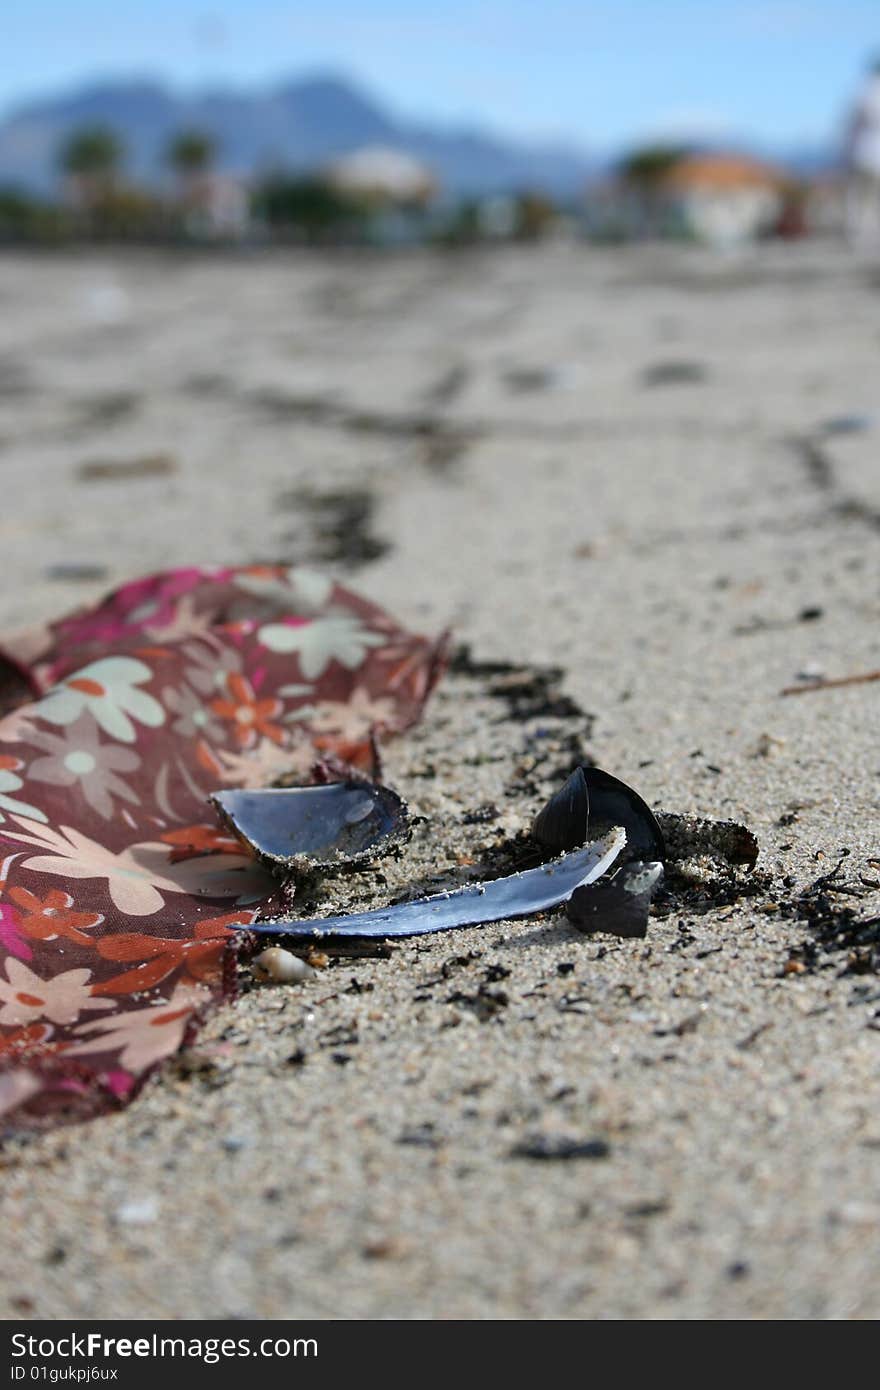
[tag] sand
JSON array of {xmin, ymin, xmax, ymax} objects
[{"xmin": 0, "ymin": 240, "xmax": 878, "ymax": 1320}]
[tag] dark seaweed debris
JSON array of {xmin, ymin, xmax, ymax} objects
[
  {"xmin": 76, "ymin": 453, "xmax": 177, "ymax": 482},
  {"xmin": 779, "ymin": 855, "xmax": 880, "ymax": 976},
  {"xmin": 510, "ymin": 1135, "xmax": 610, "ymax": 1161},
  {"xmin": 657, "ymin": 812, "xmax": 757, "ymax": 868},
  {"xmin": 447, "ymin": 983, "xmax": 509, "ymax": 1021},
  {"xmin": 277, "ymin": 486, "xmax": 390, "ymax": 569},
  {"xmin": 449, "ymin": 645, "xmax": 590, "ymax": 725},
  {"xmin": 640, "ymin": 360, "xmax": 708, "ymax": 387},
  {"xmin": 72, "ymin": 391, "xmax": 139, "ymax": 430},
  {"xmin": 651, "ymin": 811, "xmax": 766, "ymax": 914},
  {"xmin": 248, "ymin": 388, "xmax": 477, "ymax": 471},
  {"xmin": 46, "ymin": 562, "xmax": 110, "ymax": 583}
]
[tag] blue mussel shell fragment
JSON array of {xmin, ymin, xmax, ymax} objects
[
  {"xmin": 211, "ymin": 781, "xmax": 409, "ymax": 872},
  {"xmin": 250, "ymin": 828, "xmax": 626, "ymax": 940}
]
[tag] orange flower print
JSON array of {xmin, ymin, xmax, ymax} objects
[
  {"xmin": 7, "ymin": 886, "xmax": 103, "ymax": 948},
  {"xmin": 160, "ymin": 824, "xmax": 242, "ymax": 862},
  {"xmin": 0, "ymin": 1020, "xmax": 56, "ymax": 1058},
  {"xmin": 91, "ymin": 910, "xmax": 255, "ymax": 995},
  {"xmin": 210, "ymin": 673, "xmax": 284, "ymax": 749}
]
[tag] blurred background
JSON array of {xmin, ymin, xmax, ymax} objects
[
  {"xmin": 1, "ymin": 0, "xmax": 879, "ymax": 648},
  {"xmin": 1, "ymin": 0, "xmax": 880, "ymax": 248},
  {"xmin": 2, "ymin": 0, "xmax": 879, "ymax": 649}
]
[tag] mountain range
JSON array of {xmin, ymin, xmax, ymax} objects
[
  {"xmin": 0, "ymin": 73, "xmax": 836, "ymax": 198},
  {"xmin": 0, "ymin": 74, "xmax": 601, "ymax": 197}
]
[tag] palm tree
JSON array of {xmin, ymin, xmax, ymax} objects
[
  {"xmin": 59, "ymin": 125, "xmax": 123, "ymax": 197},
  {"xmin": 166, "ymin": 131, "xmax": 217, "ymax": 235},
  {"xmin": 58, "ymin": 126, "xmax": 125, "ymax": 237},
  {"xmin": 617, "ymin": 144, "xmax": 689, "ymax": 237},
  {"xmin": 167, "ymin": 130, "xmax": 215, "ymax": 182},
  {"xmin": 619, "ymin": 144, "xmax": 688, "ymax": 188}
]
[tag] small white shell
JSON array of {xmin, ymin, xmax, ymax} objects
[{"xmin": 251, "ymin": 946, "xmax": 317, "ymax": 984}]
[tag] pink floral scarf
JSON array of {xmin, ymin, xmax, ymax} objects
[{"xmin": 0, "ymin": 566, "xmax": 443, "ymax": 1133}]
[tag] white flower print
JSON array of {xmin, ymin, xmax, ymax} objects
[
  {"xmin": 297, "ymin": 686, "xmax": 397, "ymax": 742},
  {"xmin": 67, "ymin": 982, "xmax": 211, "ymax": 1072},
  {"xmin": 183, "ymin": 641, "xmax": 241, "ymax": 698},
  {"xmin": 214, "ymin": 735, "xmax": 316, "ymax": 788},
  {"xmin": 0, "ymin": 959, "xmax": 113, "ymax": 1027},
  {"xmin": 0, "ymin": 707, "xmax": 38, "ymax": 744},
  {"xmin": 25, "ymin": 714, "xmax": 140, "ymax": 820},
  {"xmin": 234, "ymin": 566, "xmax": 333, "ymax": 615},
  {"xmin": 0, "ymin": 762, "xmax": 48, "ymax": 824},
  {"xmin": 141, "ymin": 593, "xmax": 219, "ymax": 644},
  {"xmin": 257, "ymin": 615, "xmax": 385, "ymax": 678},
  {"xmin": 3, "ymin": 819, "xmax": 272, "ymax": 916},
  {"xmin": 31, "ymin": 658, "xmax": 164, "ymax": 743},
  {"xmin": 163, "ymin": 683, "xmax": 223, "ymax": 742}
]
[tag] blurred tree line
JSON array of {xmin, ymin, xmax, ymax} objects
[{"xmin": 0, "ymin": 119, "xmax": 585, "ymax": 247}]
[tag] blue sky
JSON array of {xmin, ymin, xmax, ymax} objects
[{"xmin": 4, "ymin": 1, "xmax": 878, "ymax": 149}]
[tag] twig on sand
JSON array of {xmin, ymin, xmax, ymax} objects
[{"xmin": 781, "ymin": 669, "xmax": 880, "ymax": 697}]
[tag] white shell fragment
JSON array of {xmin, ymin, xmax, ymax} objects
[
  {"xmin": 251, "ymin": 828, "xmax": 627, "ymax": 940},
  {"xmin": 251, "ymin": 946, "xmax": 317, "ymax": 983}
]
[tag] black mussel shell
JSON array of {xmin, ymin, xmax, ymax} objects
[
  {"xmin": 211, "ymin": 781, "xmax": 409, "ymax": 873},
  {"xmin": 532, "ymin": 765, "xmax": 665, "ymax": 862},
  {"xmin": 530, "ymin": 766, "xmax": 589, "ymax": 849},
  {"xmin": 566, "ymin": 860, "xmax": 664, "ymax": 939}
]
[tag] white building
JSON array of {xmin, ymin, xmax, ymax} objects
[
  {"xmin": 326, "ymin": 146, "xmax": 436, "ymax": 206},
  {"xmin": 663, "ymin": 154, "xmax": 785, "ymax": 247}
]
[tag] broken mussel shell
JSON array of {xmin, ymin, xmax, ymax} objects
[
  {"xmin": 210, "ymin": 780, "xmax": 409, "ymax": 873},
  {"xmin": 250, "ymin": 829, "xmax": 627, "ymax": 940},
  {"xmin": 566, "ymin": 860, "xmax": 664, "ymax": 939},
  {"xmin": 531, "ymin": 765, "xmax": 666, "ymax": 863},
  {"xmin": 531, "ymin": 766, "xmax": 666, "ymax": 938},
  {"xmin": 214, "ymin": 766, "xmax": 671, "ymax": 942}
]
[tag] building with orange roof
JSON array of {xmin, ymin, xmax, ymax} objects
[{"xmin": 662, "ymin": 152, "xmax": 787, "ymax": 246}]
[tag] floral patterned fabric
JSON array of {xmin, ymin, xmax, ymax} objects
[{"xmin": 0, "ymin": 566, "xmax": 443, "ymax": 1133}]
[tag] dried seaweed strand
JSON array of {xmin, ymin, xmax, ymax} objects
[{"xmin": 780, "ymin": 669, "xmax": 880, "ymax": 696}]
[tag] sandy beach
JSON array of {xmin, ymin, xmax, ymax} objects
[{"xmin": 0, "ymin": 240, "xmax": 878, "ymax": 1320}]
